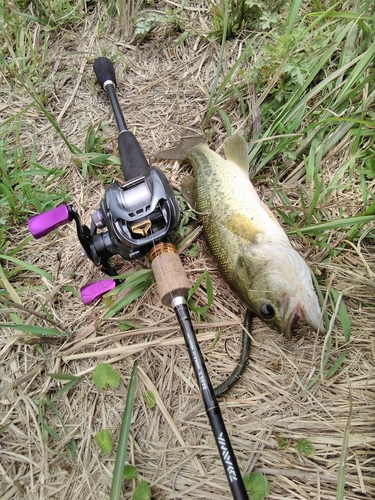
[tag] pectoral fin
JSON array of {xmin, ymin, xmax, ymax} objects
[
  {"xmin": 180, "ymin": 175, "xmax": 196, "ymax": 208},
  {"xmin": 222, "ymin": 213, "xmax": 263, "ymax": 242},
  {"xmin": 223, "ymin": 135, "xmax": 249, "ymax": 172}
]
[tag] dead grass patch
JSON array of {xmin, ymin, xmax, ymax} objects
[{"xmin": 1, "ymin": 2, "xmax": 374, "ymax": 499}]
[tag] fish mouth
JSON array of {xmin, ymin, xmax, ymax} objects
[
  {"xmin": 279, "ymin": 295, "xmax": 306, "ymax": 339},
  {"xmin": 283, "ymin": 307, "xmax": 302, "ymax": 339},
  {"xmin": 281, "ymin": 296, "xmax": 324, "ymax": 339}
]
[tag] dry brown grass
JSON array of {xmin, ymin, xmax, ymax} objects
[{"xmin": 1, "ymin": 2, "xmax": 375, "ymax": 499}]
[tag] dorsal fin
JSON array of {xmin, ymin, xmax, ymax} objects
[
  {"xmin": 223, "ymin": 134, "xmax": 249, "ymax": 172},
  {"xmin": 152, "ymin": 135, "xmax": 205, "ymax": 161}
]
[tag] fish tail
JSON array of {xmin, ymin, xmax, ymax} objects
[{"xmin": 152, "ymin": 135, "xmax": 205, "ymax": 161}]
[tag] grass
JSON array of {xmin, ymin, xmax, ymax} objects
[{"xmin": 0, "ymin": 0, "xmax": 374, "ymax": 498}]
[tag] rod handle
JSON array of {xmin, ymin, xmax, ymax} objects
[
  {"xmin": 28, "ymin": 205, "xmax": 72, "ymax": 239},
  {"xmin": 93, "ymin": 57, "xmax": 117, "ymax": 88},
  {"xmin": 150, "ymin": 243, "xmax": 191, "ymax": 306}
]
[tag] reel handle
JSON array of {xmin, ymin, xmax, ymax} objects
[
  {"xmin": 93, "ymin": 57, "xmax": 150, "ymax": 181},
  {"xmin": 28, "ymin": 205, "xmax": 72, "ymax": 239},
  {"xmin": 80, "ymin": 279, "xmax": 117, "ymax": 305}
]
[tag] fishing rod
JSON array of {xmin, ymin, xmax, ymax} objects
[{"xmin": 27, "ymin": 57, "xmax": 249, "ymax": 499}]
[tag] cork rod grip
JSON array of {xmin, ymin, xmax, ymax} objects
[{"xmin": 150, "ymin": 244, "xmax": 191, "ymax": 306}]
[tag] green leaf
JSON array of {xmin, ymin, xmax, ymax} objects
[
  {"xmin": 124, "ymin": 464, "xmax": 138, "ymax": 480},
  {"xmin": 296, "ymin": 438, "xmax": 315, "ymax": 457},
  {"xmin": 133, "ymin": 481, "xmax": 151, "ymax": 500},
  {"xmin": 103, "ymin": 270, "xmax": 154, "ymax": 319},
  {"xmin": 0, "ymin": 254, "xmax": 53, "ymax": 281},
  {"xmin": 243, "ymin": 472, "xmax": 270, "ymax": 500},
  {"xmin": 143, "ymin": 390, "xmax": 156, "ymax": 409},
  {"xmin": 277, "ymin": 437, "xmax": 290, "ymax": 450},
  {"xmin": 0, "ymin": 323, "xmax": 67, "ymax": 337},
  {"xmin": 187, "ymin": 245, "xmax": 200, "ymax": 258},
  {"xmin": 95, "ymin": 429, "xmax": 113, "ymax": 454},
  {"xmin": 92, "ymin": 363, "xmax": 121, "ymax": 390},
  {"xmin": 119, "ymin": 322, "xmax": 133, "ymax": 331},
  {"xmin": 287, "ymin": 215, "xmax": 375, "ymax": 235},
  {"xmin": 187, "ymin": 270, "xmax": 214, "ymax": 322},
  {"xmin": 110, "ymin": 362, "xmax": 138, "ymax": 500}
]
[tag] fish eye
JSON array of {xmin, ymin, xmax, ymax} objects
[{"xmin": 260, "ymin": 304, "xmax": 275, "ymax": 320}]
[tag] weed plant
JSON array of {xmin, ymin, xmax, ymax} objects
[{"xmin": 207, "ymin": 0, "xmax": 375, "ymax": 252}]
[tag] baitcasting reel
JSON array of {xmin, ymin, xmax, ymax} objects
[{"xmin": 28, "ymin": 57, "xmax": 181, "ymax": 301}]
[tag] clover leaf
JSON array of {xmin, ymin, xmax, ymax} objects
[
  {"xmin": 243, "ymin": 472, "xmax": 270, "ymax": 500},
  {"xmin": 94, "ymin": 429, "xmax": 113, "ymax": 454},
  {"xmin": 133, "ymin": 480, "xmax": 151, "ymax": 500},
  {"xmin": 92, "ymin": 363, "xmax": 120, "ymax": 389}
]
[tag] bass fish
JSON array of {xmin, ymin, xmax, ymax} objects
[{"xmin": 154, "ymin": 134, "xmax": 323, "ymax": 338}]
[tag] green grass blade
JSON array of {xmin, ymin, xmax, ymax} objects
[
  {"xmin": 43, "ymin": 397, "xmax": 79, "ymax": 456},
  {"xmin": 217, "ymin": 109, "xmax": 232, "ymax": 136},
  {"xmin": 330, "ymin": 288, "xmax": 351, "ymax": 344},
  {"xmin": 287, "ymin": 214, "xmax": 375, "ymax": 235},
  {"xmin": 110, "ymin": 361, "xmax": 138, "ymax": 500},
  {"xmin": 55, "ymin": 378, "xmax": 81, "ymax": 398},
  {"xmin": 0, "ymin": 254, "xmax": 53, "ymax": 281},
  {"xmin": 205, "ymin": 1, "xmax": 228, "ymax": 117},
  {"xmin": 43, "ymin": 422, "xmax": 62, "ymax": 441},
  {"xmin": 187, "ymin": 270, "xmax": 214, "ymax": 321},
  {"xmin": 0, "ymin": 264, "xmax": 22, "ymax": 304},
  {"xmin": 309, "ymin": 10, "xmax": 375, "ymax": 22},
  {"xmin": 284, "ymin": 0, "xmax": 303, "ymax": 35},
  {"xmin": 103, "ymin": 271, "xmax": 154, "ymax": 319},
  {"xmin": 47, "ymin": 373, "xmax": 81, "ymax": 381},
  {"xmin": 0, "ymin": 324, "xmax": 68, "ymax": 337},
  {"xmin": 321, "ymin": 288, "xmax": 351, "ymax": 382},
  {"xmin": 3, "ymin": 62, "xmax": 81, "ymax": 155},
  {"xmin": 44, "ymin": 398, "xmax": 68, "ymax": 432},
  {"xmin": 325, "ymin": 349, "xmax": 348, "ymax": 379},
  {"xmin": 6, "ymin": 236, "xmax": 34, "ymax": 256}
]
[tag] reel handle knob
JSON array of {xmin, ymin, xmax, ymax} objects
[
  {"xmin": 28, "ymin": 205, "xmax": 72, "ymax": 239},
  {"xmin": 93, "ymin": 57, "xmax": 117, "ymax": 88},
  {"xmin": 80, "ymin": 279, "xmax": 117, "ymax": 305}
]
